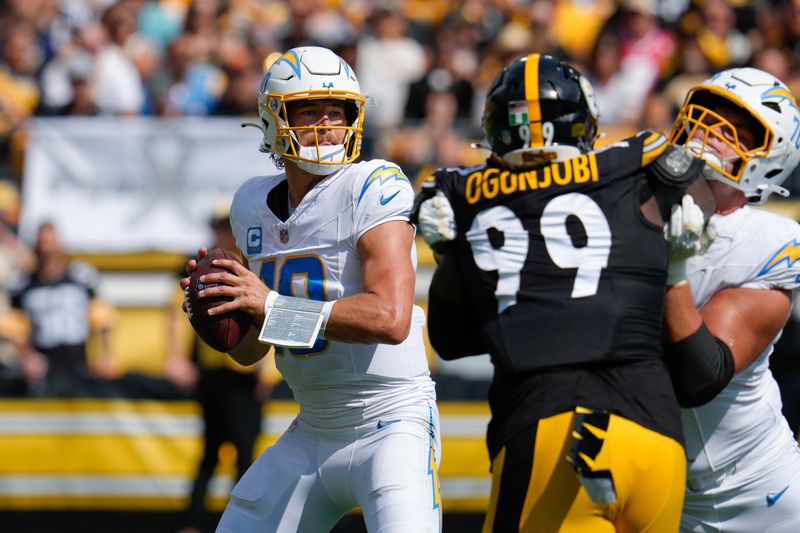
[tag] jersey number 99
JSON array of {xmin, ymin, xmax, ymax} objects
[{"xmin": 466, "ymin": 192, "xmax": 612, "ymax": 313}]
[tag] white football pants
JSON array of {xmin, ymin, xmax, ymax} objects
[
  {"xmin": 681, "ymin": 438, "xmax": 800, "ymax": 532},
  {"xmin": 217, "ymin": 400, "xmax": 441, "ymax": 533}
]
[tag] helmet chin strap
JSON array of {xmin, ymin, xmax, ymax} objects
[
  {"xmin": 686, "ymin": 139, "xmax": 733, "ymax": 185},
  {"xmin": 686, "ymin": 139, "xmax": 724, "ymax": 168},
  {"xmin": 295, "ymin": 144, "xmax": 349, "ymax": 175}
]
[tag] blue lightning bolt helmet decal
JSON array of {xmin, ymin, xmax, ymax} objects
[
  {"xmin": 758, "ymin": 239, "xmax": 800, "ymax": 276},
  {"xmin": 358, "ymin": 165, "xmax": 410, "ymax": 205},
  {"xmin": 274, "ymin": 50, "xmax": 303, "ymax": 80},
  {"xmin": 260, "ymin": 50, "xmax": 303, "ymax": 93},
  {"xmin": 761, "ymin": 86, "xmax": 799, "ymax": 113}
]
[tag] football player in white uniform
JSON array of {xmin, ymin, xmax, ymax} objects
[
  {"xmin": 181, "ymin": 46, "xmax": 440, "ymax": 532},
  {"xmin": 663, "ymin": 68, "xmax": 800, "ymax": 532}
]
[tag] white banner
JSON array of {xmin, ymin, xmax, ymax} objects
[{"xmin": 20, "ymin": 117, "xmax": 277, "ymax": 254}]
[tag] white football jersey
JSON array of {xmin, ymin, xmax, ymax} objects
[
  {"xmin": 230, "ymin": 159, "xmax": 435, "ymax": 431},
  {"xmin": 683, "ymin": 205, "xmax": 800, "ymax": 480}
]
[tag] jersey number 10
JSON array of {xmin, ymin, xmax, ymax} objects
[{"xmin": 260, "ymin": 255, "xmax": 329, "ymax": 357}]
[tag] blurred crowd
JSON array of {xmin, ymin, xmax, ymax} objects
[{"xmin": 2, "ymin": 0, "xmax": 800, "ymax": 193}]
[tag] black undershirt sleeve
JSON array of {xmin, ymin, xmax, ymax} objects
[
  {"xmin": 427, "ymin": 251, "xmax": 487, "ymax": 360},
  {"xmin": 663, "ymin": 322, "xmax": 735, "ymax": 408}
]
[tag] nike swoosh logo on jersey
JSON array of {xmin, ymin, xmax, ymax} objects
[
  {"xmin": 766, "ymin": 485, "xmax": 790, "ymax": 507},
  {"xmin": 377, "ymin": 419, "xmax": 401, "ymax": 429},
  {"xmin": 379, "ymin": 191, "xmax": 400, "ymax": 205}
]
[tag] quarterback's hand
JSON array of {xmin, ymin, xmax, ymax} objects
[
  {"xmin": 664, "ymin": 195, "xmax": 718, "ymax": 285},
  {"xmin": 418, "ymin": 191, "xmax": 456, "ymax": 248},
  {"xmin": 179, "ymin": 248, "xmax": 208, "ymax": 312},
  {"xmin": 197, "ymin": 257, "xmax": 270, "ymax": 321}
]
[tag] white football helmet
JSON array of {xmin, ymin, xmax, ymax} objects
[
  {"xmin": 669, "ymin": 67, "xmax": 800, "ymax": 205},
  {"xmin": 247, "ymin": 47, "xmax": 366, "ymax": 175}
]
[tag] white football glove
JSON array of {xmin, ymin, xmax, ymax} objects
[
  {"xmin": 664, "ymin": 194, "xmax": 718, "ymax": 285},
  {"xmin": 418, "ymin": 191, "xmax": 456, "ymax": 247}
]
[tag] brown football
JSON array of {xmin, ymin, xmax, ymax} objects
[{"xmin": 187, "ymin": 248, "xmax": 255, "ymax": 352}]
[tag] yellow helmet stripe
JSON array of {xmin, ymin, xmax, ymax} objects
[{"xmin": 525, "ymin": 54, "xmax": 543, "ymax": 147}]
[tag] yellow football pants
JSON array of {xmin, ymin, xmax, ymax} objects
[{"xmin": 483, "ymin": 408, "xmax": 685, "ymax": 533}]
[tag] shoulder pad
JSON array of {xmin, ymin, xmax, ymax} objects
[
  {"xmin": 648, "ymin": 145, "xmax": 713, "ymax": 223},
  {"xmin": 636, "ymin": 129, "xmax": 664, "ymax": 141},
  {"xmin": 352, "ymin": 160, "xmax": 412, "ymax": 210},
  {"xmin": 638, "ymin": 130, "xmax": 669, "ymax": 166},
  {"xmin": 355, "ymin": 160, "xmax": 409, "ymax": 192},
  {"xmin": 650, "ymin": 144, "xmax": 705, "ymax": 187}
]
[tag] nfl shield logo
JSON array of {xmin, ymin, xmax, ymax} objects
[{"xmin": 280, "ymin": 229, "xmax": 289, "ymax": 243}]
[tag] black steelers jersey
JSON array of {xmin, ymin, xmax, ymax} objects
[{"xmin": 424, "ymin": 131, "xmax": 683, "ymax": 377}]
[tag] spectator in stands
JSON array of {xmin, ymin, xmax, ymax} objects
[
  {"xmin": 38, "ymin": 47, "xmax": 97, "ymax": 116},
  {"xmin": 752, "ymin": 45, "xmax": 791, "ymax": 82},
  {"xmin": 470, "ymin": 16, "xmax": 554, "ymax": 137},
  {"xmin": 601, "ymin": 0, "xmax": 677, "ymax": 127},
  {"xmin": 661, "ymin": 36, "xmax": 712, "ymax": 118},
  {"xmin": 523, "ymin": 0, "xmax": 570, "ymax": 60},
  {"xmin": 750, "ymin": 0, "xmax": 788, "ymax": 53},
  {"xmin": 213, "ymin": 31, "xmax": 262, "ymax": 116},
  {"xmin": 0, "ymin": 21, "xmax": 41, "ymax": 132},
  {"xmin": 182, "ymin": 0, "xmax": 223, "ymax": 61},
  {"xmin": 694, "ymin": 0, "xmax": 751, "ymax": 69},
  {"xmin": 10, "ymin": 222, "xmax": 117, "ymax": 396},
  {"xmin": 639, "ymin": 91, "xmax": 675, "ymax": 135},
  {"xmin": 0, "ymin": 187, "xmax": 31, "ymax": 313},
  {"xmin": 587, "ymin": 31, "xmax": 629, "ymax": 128},
  {"xmin": 157, "ymin": 33, "xmax": 227, "ymax": 116},
  {"xmin": 393, "ymin": 88, "xmax": 482, "ymax": 185},
  {"xmin": 0, "ymin": 183, "xmax": 34, "ymax": 394},
  {"xmin": 0, "ymin": 19, "xmax": 42, "ymax": 182},
  {"xmin": 786, "ymin": 0, "xmax": 800, "ymax": 59},
  {"xmin": 404, "ymin": 30, "xmax": 477, "ymax": 124},
  {"xmin": 92, "ymin": 2, "xmax": 146, "ymax": 115},
  {"xmin": 546, "ymin": 0, "xmax": 616, "ymax": 66},
  {"xmin": 356, "ymin": 5, "xmax": 427, "ymax": 132},
  {"xmin": 167, "ymin": 206, "xmax": 276, "ymax": 533}
]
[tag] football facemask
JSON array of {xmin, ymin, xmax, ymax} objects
[{"xmin": 669, "ymin": 68, "xmax": 800, "ymax": 205}]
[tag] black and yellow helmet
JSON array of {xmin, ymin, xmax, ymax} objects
[{"xmin": 482, "ymin": 53, "xmax": 600, "ymax": 168}]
